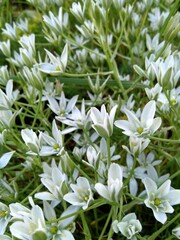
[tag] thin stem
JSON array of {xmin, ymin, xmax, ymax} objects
[
  {"xmin": 32, "ymin": 91, "xmax": 42, "ymax": 128},
  {"xmin": 20, "ymin": 184, "xmax": 43, "ymax": 204},
  {"xmin": 148, "ymin": 212, "xmax": 180, "ymax": 240},
  {"xmin": 123, "ymin": 156, "xmax": 137, "ymax": 188},
  {"xmin": 106, "ymin": 137, "xmax": 111, "ymax": 168},
  {"xmin": 80, "ymin": 212, "xmax": 92, "ymax": 240},
  {"xmin": 99, "ymin": 207, "xmax": 113, "ymax": 240},
  {"xmin": 147, "ymin": 135, "xmax": 180, "ymax": 143}
]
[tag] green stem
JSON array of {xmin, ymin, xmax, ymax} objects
[
  {"xmin": 99, "ymin": 207, "xmax": 113, "ymax": 240},
  {"xmin": 148, "ymin": 212, "xmax": 180, "ymax": 240},
  {"xmin": 169, "ymin": 169, "xmax": 180, "ymax": 180},
  {"xmin": 106, "ymin": 137, "xmax": 111, "ymax": 168},
  {"xmin": 124, "ymin": 156, "xmax": 137, "ymax": 188},
  {"xmin": 147, "ymin": 135, "xmax": 180, "ymax": 143},
  {"xmin": 80, "ymin": 212, "xmax": 92, "ymax": 240},
  {"xmin": 32, "ymin": 91, "xmax": 42, "ymax": 128},
  {"xmin": 20, "ymin": 184, "xmax": 43, "ymax": 204},
  {"xmin": 62, "ymin": 71, "xmax": 113, "ymax": 77}
]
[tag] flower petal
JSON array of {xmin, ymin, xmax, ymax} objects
[
  {"xmin": 153, "ymin": 210, "xmax": 167, "ymax": 224},
  {"xmin": 141, "ymin": 100, "xmax": 156, "ymax": 123},
  {"xmin": 95, "ymin": 183, "xmax": 111, "ymax": 201},
  {"xmin": 167, "ymin": 190, "xmax": 180, "ymax": 205},
  {"xmin": 143, "ymin": 177, "xmax": 157, "ymax": 197}
]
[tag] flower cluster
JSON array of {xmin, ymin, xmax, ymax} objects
[{"xmin": 0, "ymin": 0, "xmax": 179, "ymax": 239}]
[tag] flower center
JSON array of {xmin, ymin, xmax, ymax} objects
[
  {"xmin": 53, "ymin": 143, "xmax": 59, "ymax": 149},
  {"xmin": 171, "ymin": 99, "xmax": 176, "ymax": 105},
  {"xmin": 78, "ymin": 189, "xmax": 89, "ymax": 202},
  {"xmin": 0, "ymin": 211, "xmax": 7, "ymax": 218},
  {"xmin": 154, "ymin": 198, "xmax": 161, "ymax": 206},
  {"xmin": 55, "ymin": 66, "xmax": 60, "ymax": 71},
  {"xmin": 50, "ymin": 226, "xmax": 58, "ymax": 234},
  {"xmin": 137, "ymin": 127, "xmax": 143, "ymax": 134},
  {"xmin": 60, "ymin": 109, "xmax": 65, "ymax": 116}
]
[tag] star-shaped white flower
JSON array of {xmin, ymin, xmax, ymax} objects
[
  {"xmin": 90, "ymin": 104, "xmax": 117, "ymax": 138},
  {"xmin": 114, "ymin": 100, "xmax": 161, "ymax": 137},
  {"xmin": 143, "ymin": 177, "xmax": 180, "ymax": 224},
  {"xmin": 63, "ymin": 177, "xmax": 93, "ymax": 210}
]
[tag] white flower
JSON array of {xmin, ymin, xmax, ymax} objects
[
  {"xmin": 157, "ymin": 87, "xmax": 180, "ymax": 112},
  {"xmin": 145, "ymin": 83, "xmax": 162, "ymax": 100},
  {"xmin": 0, "ymin": 66, "xmax": 10, "ymax": 85},
  {"xmin": 35, "ymin": 163, "xmax": 68, "ymax": 203},
  {"xmin": 123, "ymin": 136, "xmax": 150, "ymax": 156},
  {"xmin": 57, "ymin": 99, "xmax": 91, "ymax": 133},
  {"xmin": 83, "ymin": 145, "xmax": 100, "ymax": 169},
  {"xmin": 47, "ymin": 91, "xmax": 78, "ymax": 117},
  {"xmin": 172, "ymin": 227, "xmax": 180, "ymax": 239},
  {"xmin": 21, "ymin": 66, "xmax": 44, "ymax": 90},
  {"xmin": 17, "ymin": 18, "xmax": 29, "ymax": 32},
  {"xmin": 91, "ymin": 104, "xmax": 117, "ymax": 138},
  {"xmin": 21, "ymin": 128, "xmax": 42, "ymax": 155},
  {"xmin": 114, "ymin": 100, "xmax": 161, "ymax": 137},
  {"xmin": 10, "ymin": 204, "xmax": 47, "ymax": 240},
  {"xmin": 0, "ymin": 80, "xmax": 19, "ymax": 110},
  {"xmin": 2, "ymin": 22, "xmax": 17, "ymax": 41},
  {"xmin": 38, "ymin": 43, "xmax": 68, "ymax": 76},
  {"xmin": 8, "ymin": 50, "xmax": 24, "ymax": 68},
  {"xmin": 43, "ymin": 201, "xmax": 76, "ymax": 240},
  {"xmin": 112, "ymin": 213, "xmax": 142, "ymax": 240},
  {"xmin": 0, "ymin": 109, "xmax": 21, "ymax": 130},
  {"xmin": 39, "ymin": 120, "xmax": 64, "ymax": 156},
  {"xmin": 76, "ymin": 20, "xmax": 94, "ymax": 39},
  {"xmin": 19, "ymin": 34, "xmax": 36, "ymax": 57},
  {"xmin": 43, "ymin": 7, "xmax": 69, "ymax": 35},
  {"xmin": 19, "ymin": 47, "xmax": 36, "ymax": 67},
  {"xmin": 143, "ymin": 177, "xmax": 180, "ymax": 223},
  {"xmin": 70, "ymin": 2, "xmax": 84, "ymax": 22},
  {"xmin": 151, "ymin": 54, "xmax": 180, "ymax": 88},
  {"xmin": 89, "ymin": 48, "xmax": 105, "ymax": 65},
  {"xmin": 95, "ymin": 163, "xmax": 123, "ymax": 202},
  {"xmin": 138, "ymin": 152, "xmax": 161, "ymax": 170},
  {"xmin": 121, "ymin": 94, "xmax": 135, "ymax": 113},
  {"xmin": 122, "ymin": 153, "xmax": 146, "ymax": 196},
  {"xmin": 0, "ymin": 202, "xmax": 10, "ymax": 234},
  {"xmin": 63, "ymin": 177, "xmax": 93, "ymax": 210},
  {"xmin": 0, "ymin": 39, "xmax": 11, "ymax": 57},
  {"xmin": 148, "ymin": 7, "xmax": 169, "ymax": 31},
  {"xmin": 100, "ymin": 137, "xmax": 121, "ymax": 162}
]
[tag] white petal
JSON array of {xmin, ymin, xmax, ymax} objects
[
  {"xmin": 92, "ymin": 124, "xmax": 109, "ymax": 138},
  {"xmin": 95, "ymin": 183, "xmax": 111, "ymax": 201},
  {"xmin": 90, "ymin": 107, "xmax": 101, "ymax": 123},
  {"xmin": 60, "ymin": 229, "xmax": 75, "ymax": 240},
  {"xmin": 114, "ymin": 120, "xmax": 133, "ymax": 136},
  {"xmin": 63, "ymin": 193, "xmax": 84, "ymax": 206},
  {"xmin": 141, "ymin": 100, "xmax": 156, "ymax": 123},
  {"xmin": 0, "ymin": 151, "xmax": 15, "ymax": 169},
  {"xmin": 125, "ymin": 109, "xmax": 140, "ymax": 128},
  {"xmin": 153, "ymin": 210, "xmax": 167, "ymax": 224},
  {"xmin": 108, "ymin": 163, "xmax": 123, "ymax": 182},
  {"xmin": 35, "ymin": 192, "xmax": 57, "ymax": 201},
  {"xmin": 59, "ymin": 205, "xmax": 80, "ymax": 229},
  {"xmin": 43, "ymin": 201, "xmax": 56, "ymax": 221},
  {"xmin": 61, "ymin": 43, "xmax": 68, "ymax": 69},
  {"xmin": 109, "ymin": 105, "xmax": 117, "ymax": 125},
  {"xmin": 167, "ymin": 190, "xmax": 180, "ymax": 205},
  {"xmin": 142, "ymin": 177, "xmax": 157, "ymax": 197},
  {"xmin": 157, "ymin": 180, "xmax": 171, "ymax": 197},
  {"xmin": 149, "ymin": 117, "xmax": 162, "ymax": 134}
]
